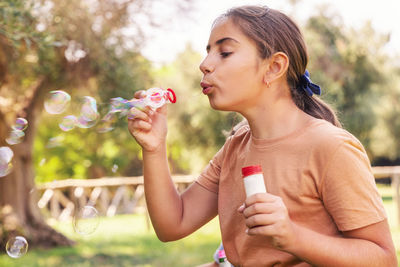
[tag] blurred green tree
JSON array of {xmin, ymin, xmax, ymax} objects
[
  {"xmin": 0, "ymin": 0, "xmax": 193, "ymax": 249},
  {"xmin": 304, "ymin": 9, "xmax": 392, "ymax": 156}
]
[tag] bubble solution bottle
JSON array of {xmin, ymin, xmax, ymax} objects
[
  {"xmin": 218, "ymin": 249, "xmax": 231, "ymax": 267},
  {"xmin": 242, "ymin": 165, "xmax": 267, "ymax": 197}
]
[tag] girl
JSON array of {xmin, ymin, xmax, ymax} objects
[{"xmin": 128, "ymin": 5, "xmax": 397, "ymax": 267}]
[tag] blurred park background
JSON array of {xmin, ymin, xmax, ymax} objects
[{"xmin": 0, "ymin": 0, "xmax": 399, "ymax": 266}]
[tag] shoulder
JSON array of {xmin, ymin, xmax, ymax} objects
[
  {"xmin": 221, "ymin": 122, "xmax": 251, "ymax": 153},
  {"xmin": 306, "ymin": 119, "xmax": 366, "ymax": 155}
]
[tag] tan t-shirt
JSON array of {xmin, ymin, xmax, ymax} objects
[{"xmin": 196, "ymin": 118, "xmax": 386, "ymax": 267}]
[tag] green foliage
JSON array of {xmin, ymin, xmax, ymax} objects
[
  {"xmin": 304, "ymin": 11, "xmax": 394, "ymax": 155},
  {"xmin": 0, "ymin": 0, "xmax": 45, "ymax": 49}
]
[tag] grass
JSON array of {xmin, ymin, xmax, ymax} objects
[
  {"xmin": 0, "ymin": 185, "xmax": 399, "ymax": 266},
  {"xmin": 0, "ymin": 214, "xmax": 221, "ymax": 267}
]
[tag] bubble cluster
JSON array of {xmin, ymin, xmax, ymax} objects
[
  {"xmin": 73, "ymin": 206, "xmax": 100, "ymax": 235},
  {"xmin": 44, "ymin": 90, "xmax": 71, "ymax": 114},
  {"xmin": 44, "ymin": 88, "xmax": 175, "ymax": 134},
  {"xmin": 5, "ymin": 236, "xmax": 28, "ymax": 258},
  {"xmin": 0, "ymin": 146, "xmax": 13, "ymax": 177},
  {"xmin": 12, "ymin": 118, "xmax": 28, "ymax": 131},
  {"xmin": 6, "ymin": 118, "xmax": 29, "ymax": 145},
  {"xmin": 5, "ymin": 130, "xmax": 25, "ymax": 145}
]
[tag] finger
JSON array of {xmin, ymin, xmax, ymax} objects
[
  {"xmin": 246, "ymin": 225, "xmax": 272, "ymax": 236},
  {"xmin": 129, "ymin": 119, "xmax": 152, "ymax": 132},
  {"xmin": 243, "ymin": 202, "xmax": 274, "ymax": 218},
  {"xmin": 244, "ymin": 193, "xmax": 279, "ymax": 207},
  {"xmin": 244, "ymin": 213, "xmax": 276, "ymax": 229},
  {"xmin": 128, "ymin": 107, "xmax": 152, "ymax": 122}
]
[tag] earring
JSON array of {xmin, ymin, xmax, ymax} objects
[{"xmin": 265, "ymin": 81, "xmax": 271, "ymax": 88}]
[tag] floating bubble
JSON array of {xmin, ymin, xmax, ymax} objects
[
  {"xmin": 46, "ymin": 135, "xmax": 64, "ymax": 148},
  {"xmin": 110, "ymin": 97, "xmax": 129, "ymax": 113},
  {"xmin": 0, "ymin": 146, "xmax": 13, "ymax": 177},
  {"xmin": 59, "ymin": 115, "xmax": 77, "ymax": 131},
  {"xmin": 76, "ymin": 96, "xmax": 99, "ymax": 129},
  {"xmin": 0, "ymin": 161, "xmax": 13, "ymax": 177},
  {"xmin": 44, "ymin": 90, "xmax": 71, "ymax": 114},
  {"xmin": 73, "ymin": 206, "xmax": 100, "ymax": 235},
  {"xmin": 76, "ymin": 115, "xmax": 98, "ymax": 129},
  {"xmin": 6, "ymin": 236, "xmax": 28, "ymax": 258},
  {"xmin": 80, "ymin": 96, "xmax": 99, "ymax": 121},
  {"xmin": 39, "ymin": 158, "xmax": 46, "ymax": 166},
  {"xmin": 126, "ymin": 99, "xmax": 146, "ymax": 114},
  {"xmin": 11, "ymin": 118, "xmax": 28, "ymax": 131},
  {"xmin": 97, "ymin": 112, "xmax": 117, "ymax": 133},
  {"xmin": 111, "ymin": 164, "xmax": 118, "ymax": 173},
  {"xmin": 5, "ymin": 130, "xmax": 25, "ymax": 145}
]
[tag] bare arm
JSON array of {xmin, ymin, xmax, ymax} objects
[
  {"xmin": 143, "ymin": 145, "xmax": 218, "ymax": 241},
  {"xmin": 288, "ymin": 219, "xmax": 397, "ymax": 266},
  {"xmin": 240, "ymin": 193, "xmax": 398, "ymax": 267},
  {"xmin": 128, "ymin": 96, "xmax": 218, "ymax": 241}
]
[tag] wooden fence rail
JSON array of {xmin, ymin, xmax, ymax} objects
[
  {"xmin": 372, "ymin": 166, "xmax": 400, "ymax": 227},
  {"xmin": 36, "ymin": 168, "xmax": 400, "ymax": 227},
  {"xmin": 36, "ymin": 175, "xmax": 197, "ymax": 229}
]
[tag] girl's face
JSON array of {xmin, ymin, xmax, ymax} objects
[{"xmin": 199, "ymin": 17, "xmax": 267, "ymax": 112}]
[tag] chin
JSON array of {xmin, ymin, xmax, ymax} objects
[{"xmin": 208, "ymin": 99, "xmax": 232, "ymax": 111}]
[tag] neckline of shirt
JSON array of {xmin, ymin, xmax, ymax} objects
[{"xmin": 250, "ymin": 118, "xmax": 325, "ymax": 150}]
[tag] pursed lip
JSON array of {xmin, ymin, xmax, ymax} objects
[{"xmin": 200, "ymin": 81, "xmax": 213, "ymax": 95}]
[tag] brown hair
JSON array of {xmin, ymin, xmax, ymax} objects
[{"xmin": 218, "ymin": 5, "xmax": 341, "ymax": 127}]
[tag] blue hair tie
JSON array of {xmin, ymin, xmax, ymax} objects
[{"xmin": 298, "ymin": 70, "xmax": 321, "ymax": 96}]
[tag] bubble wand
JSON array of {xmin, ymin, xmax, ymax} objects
[
  {"xmin": 110, "ymin": 87, "xmax": 177, "ymax": 114},
  {"xmin": 96, "ymin": 87, "xmax": 176, "ymax": 133}
]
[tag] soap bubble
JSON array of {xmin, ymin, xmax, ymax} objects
[
  {"xmin": 110, "ymin": 97, "xmax": 128, "ymax": 113},
  {"xmin": 11, "ymin": 118, "xmax": 28, "ymax": 131},
  {"xmin": 5, "ymin": 236, "xmax": 28, "ymax": 258},
  {"xmin": 111, "ymin": 164, "xmax": 118, "ymax": 173},
  {"xmin": 0, "ymin": 146, "xmax": 13, "ymax": 177},
  {"xmin": 76, "ymin": 115, "xmax": 98, "ymax": 129},
  {"xmin": 73, "ymin": 206, "xmax": 100, "ymax": 235},
  {"xmin": 59, "ymin": 115, "xmax": 77, "ymax": 131},
  {"xmin": 44, "ymin": 90, "xmax": 71, "ymax": 114},
  {"xmin": 46, "ymin": 135, "xmax": 64, "ymax": 148},
  {"xmin": 5, "ymin": 130, "xmax": 25, "ymax": 145},
  {"xmin": 76, "ymin": 96, "xmax": 99, "ymax": 129},
  {"xmin": 97, "ymin": 112, "xmax": 118, "ymax": 133},
  {"xmin": 80, "ymin": 96, "xmax": 99, "ymax": 121}
]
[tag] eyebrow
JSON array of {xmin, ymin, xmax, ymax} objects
[{"xmin": 206, "ymin": 37, "xmax": 239, "ymax": 52}]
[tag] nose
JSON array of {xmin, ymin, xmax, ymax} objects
[{"xmin": 199, "ymin": 55, "xmax": 214, "ymax": 74}]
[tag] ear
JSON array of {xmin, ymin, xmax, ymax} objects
[{"xmin": 263, "ymin": 52, "xmax": 289, "ymax": 84}]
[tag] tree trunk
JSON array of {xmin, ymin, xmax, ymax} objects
[{"xmin": 0, "ymin": 78, "xmax": 74, "ymax": 250}]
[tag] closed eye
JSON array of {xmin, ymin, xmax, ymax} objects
[{"xmin": 220, "ymin": 52, "xmax": 233, "ymax": 58}]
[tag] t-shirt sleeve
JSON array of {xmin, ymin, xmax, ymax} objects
[
  {"xmin": 195, "ymin": 137, "xmax": 231, "ymax": 194},
  {"xmin": 320, "ymin": 139, "xmax": 387, "ymax": 232}
]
